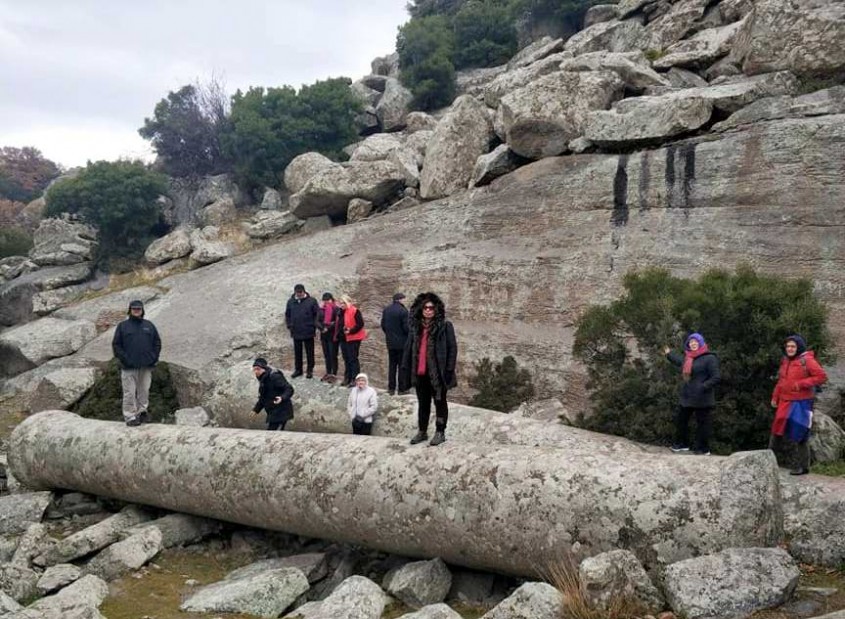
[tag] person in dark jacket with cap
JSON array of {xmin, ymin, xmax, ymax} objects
[
  {"xmin": 381, "ymin": 292, "xmax": 409, "ymax": 395},
  {"xmin": 252, "ymin": 358, "xmax": 295, "ymax": 431},
  {"xmin": 285, "ymin": 284, "xmax": 319, "ymax": 378},
  {"xmin": 664, "ymin": 332, "xmax": 721, "ymax": 455},
  {"xmin": 399, "ymin": 292, "xmax": 458, "ymax": 446},
  {"xmin": 112, "ymin": 299, "xmax": 161, "ymax": 426}
]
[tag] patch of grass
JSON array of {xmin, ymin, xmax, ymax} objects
[
  {"xmin": 811, "ymin": 461, "xmax": 845, "ymax": 477},
  {"xmin": 100, "ymin": 548, "xmax": 256, "ymax": 619},
  {"xmin": 643, "ymin": 48, "xmax": 665, "ymax": 62},
  {"xmin": 0, "ymin": 408, "xmax": 27, "ymax": 443},
  {"xmin": 751, "ymin": 564, "xmax": 845, "ymax": 619}
]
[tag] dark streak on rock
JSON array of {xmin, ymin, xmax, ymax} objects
[
  {"xmin": 612, "ymin": 154, "xmax": 629, "ymax": 227},
  {"xmin": 639, "ymin": 150, "xmax": 651, "ymax": 212},
  {"xmin": 665, "ymin": 145, "xmax": 676, "ymax": 208}
]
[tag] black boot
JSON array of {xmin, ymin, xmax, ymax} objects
[
  {"xmin": 429, "ymin": 430, "xmax": 446, "ymax": 446},
  {"xmin": 410, "ymin": 431, "xmax": 428, "ymax": 445}
]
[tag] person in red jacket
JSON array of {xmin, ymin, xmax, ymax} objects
[
  {"xmin": 337, "ymin": 295, "xmax": 367, "ymax": 387},
  {"xmin": 769, "ymin": 334, "xmax": 828, "ymax": 475}
]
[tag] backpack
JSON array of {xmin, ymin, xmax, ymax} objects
[{"xmin": 798, "ymin": 355, "xmax": 823, "ymax": 395}]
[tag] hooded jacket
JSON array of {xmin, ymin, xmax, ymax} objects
[
  {"xmin": 347, "ymin": 374, "xmax": 378, "ymax": 423},
  {"xmin": 253, "ymin": 367, "xmax": 295, "ymax": 424},
  {"xmin": 112, "ymin": 309, "xmax": 161, "ymax": 369},
  {"xmin": 771, "ymin": 347, "xmax": 827, "ymax": 404},
  {"xmin": 666, "ymin": 335, "xmax": 720, "ymax": 408},
  {"xmin": 285, "ymin": 292, "xmax": 319, "ymax": 340},
  {"xmin": 399, "ymin": 292, "xmax": 457, "ymax": 395}
]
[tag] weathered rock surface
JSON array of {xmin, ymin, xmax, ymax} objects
[
  {"xmin": 84, "ymin": 526, "xmax": 162, "ymax": 581},
  {"xmin": 11, "ymin": 523, "xmax": 52, "ymax": 568},
  {"xmin": 260, "ymin": 187, "xmax": 283, "ymax": 210},
  {"xmin": 507, "ymin": 36, "xmax": 565, "ymax": 71},
  {"xmin": 287, "ymin": 575, "xmax": 387, "ymax": 619},
  {"xmin": 144, "ymin": 228, "xmax": 192, "ymax": 265},
  {"xmin": 37, "ymin": 563, "xmax": 82, "ymax": 595},
  {"xmin": 29, "ymin": 218, "xmax": 97, "ymax": 267},
  {"xmin": 653, "ymin": 20, "xmax": 744, "ymax": 69},
  {"xmin": 174, "ymin": 406, "xmax": 212, "ymax": 426},
  {"xmin": 200, "ymin": 196, "xmax": 238, "ymax": 226},
  {"xmin": 780, "ymin": 474, "xmax": 845, "ymax": 566},
  {"xmin": 642, "ymin": 0, "xmax": 711, "ymax": 50},
  {"xmin": 347, "ymin": 198, "xmax": 374, "ymax": 223},
  {"xmin": 284, "ymin": 153, "xmax": 340, "ymax": 194},
  {"xmin": 372, "ymin": 52, "xmax": 399, "ymax": 77},
  {"xmin": 405, "ymin": 112, "xmax": 438, "ymax": 134},
  {"xmin": 28, "ymin": 367, "xmax": 99, "ymax": 413},
  {"xmin": 420, "ymin": 96, "xmax": 494, "ymax": 199},
  {"xmin": 181, "ymin": 567, "xmax": 309, "ymax": 617},
  {"xmin": 585, "ymin": 95, "xmax": 713, "ymax": 145},
  {"xmin": 483, "ymin": 52, "xmax": 571, "ymax": 108},
  {"xmin": 30, "ymin": 278, "xmax": 108, "ymax": 317},
  {"xmin": 0, "ymin": 263, "xmax": 97, "ymax": 326},
  {"xmin": 289, "ymin": 161, "xmax": 405, "ymax": 218},
  {"xmin": 732, "ymin": 0, "xmax": 845, "ymax": 76},
  {"xmin": 0, "ymin": 563, "xmax": 39, "ymax": 602},
  {"xmin": 127, "ymin": 512, "xmax": 222, "ymax": 548},
  {"xmin": 663, "ymin": 547, "xmax": 799, "ymax": 619},
  {"xmin": 398, "ymin": 604, "xmax": 463, "ymax": 619},
  {"xmin": 564, "ymin": 19, "xmax": 647, "ymax": 57},
  {"xmin": 243, "ymin": 210, "xmax": 303, "ymax": 239},
  {"xmin": 350, "ymin": 134, "xmax": 404, "ymax": 162},
  {"xmin": 0, "ymin": 257, "xmax": 39, "ymax": 282},
  {"xmin": 189, "ymin": 226, "xmax": 234, "ymax": 266},
  {"xmin": 0, "ymin": 590, "xmax": 21, "ymax": 613},
  {"xmin": 809, "ymin": 412, "xmax": 845, "ymax": 463},
  {"xmin": 166, "ymin": 174, "xmax": 248, "ymax": 227},
  {"xmin": 499, "ymin": 71, "xmax": 623, "ymax": 158},
  {"xmin": 714, "ymin": 86, "xmax": 845, "ymax": 131},
  {"xmin": 579, "ymin": 550, "xmax": 663, "ymax": 613},
  {"xmin": 226, "ymin": 553, "xmax": 327, "ymax": 584},
  {"xmin": 11, "ymin": 412, "xmax": 783, "ymax": 576},
  {"xmin": 35, "ymin": 505, "xmax": 152, "ymax": 567},
  {"xmin": 376, "ymin": 78, "xmax": 413, "ymax": 132},
  {"xmin": 585, "ymin": 4, "xmax": 619, "ymax": 28},
  {"xmin": 385, "ymin": 558, "xmax": 452, "ymax": 609},
  {"xmin": 0, "ymin": 317, "xmax": 98, "ymax": 377},
  {"xmin": 560, "ymin": 51, "xmax": 670, "ymax": 91},
  {"xmin": 480, "ymin": 582, "xmax": 562, "ymax": 619},
  {"xmin": 470, "ymin": 145, "xmax": 525, "ymax": 188},
  {"xmin": 21, "ymin": 573, "xmax": 109, "ymax": 618}
]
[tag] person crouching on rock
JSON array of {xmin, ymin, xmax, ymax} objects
[
  {"xmin": 251, "ymin": 358, "xmax": 294, "ymax": 431},
  {"xmin": 769, "ymin": 334, "xmax": 827, "ymax": 476},
  {"xmin": 664, "ymin": 332, "xmax": 720, "ymax": 455},
  {"xmin": 348, "ymin": 373, "xmax": 378, "ymax": 435},
  {"xmin": 400, "ymin": 292, "xmax": 458, "ymax": 447}
]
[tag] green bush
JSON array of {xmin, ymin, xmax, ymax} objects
[
  {"xmin": 0, "ymin": 227, "xmax": 33, "ymax": 258},
  {"xmin": 469, "ymin": 355, "xmax": 535, "ymax": 412},
  {"xmin": 573, "ymin": 267, "xmax": 833, "ymax": 453},
  {"xmin": 44, "ymin": 160, "xmax": 167, "ymax": 269},
  {"xmin": 453, "ymin": 1, "xmax": 519, "ymax": 69},
  {"xmin": 221, "ymin": 78, "xmax": 361, "ymax": 192},
  {"xmin": 73, "ymin": 359, "xmax": 179, "ymax": 423},
  {"xmin": 398, "ymin": 15, "xmax": 458, "ymax": 111}
]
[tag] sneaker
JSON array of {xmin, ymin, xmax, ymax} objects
[
  {"xmin": 410, "ymin": 431, "xmax": 429, "ymax": 445},
  {"xmin": 429, "ymin": 431, "xmax": 446, "ymax": 446},
  {"xmin": 306, "ymin": 372, "xmax": 313, "ymax": 379},
  {"xmin": 692, "ymin": 450, "xmax": 711, "ymax": 456},
  {"xmin": 291, "ymin": 371, "xmax": 303, "ymax": 379},
  {"xmin": 670, "ymin": 444, "xmax": 690, "ymax": 452},
  {"xmin": 138, "ymin": 411, "xmax": 150, "ymax": 424},
  {"xmin": 125, "ymin": 416, "xmax": 141, "ymax": 427},
  {"xmin": 789, "ymin": 467, "xmax": 809, "ymax": 476}
]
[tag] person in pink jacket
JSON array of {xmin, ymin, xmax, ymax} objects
[{"xmin": 769, "ymin": 334, "xmax": 827, "ymax": 475}]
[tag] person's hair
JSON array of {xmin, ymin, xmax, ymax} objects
[
  {"xmin": 294, "ymin": 284, "xmax": 305, "ymax": 293},
  {"xmin": 340, "ymin": 294, "xmax": 354, "ymax": 306},
  {"xmin": 322, "ymin": 292, "xmax": 333, "ymax": 301}
]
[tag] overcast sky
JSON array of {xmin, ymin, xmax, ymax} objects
[{"xmin": 0, "ymin": 0, "xmax": 409, "ymax": 169}]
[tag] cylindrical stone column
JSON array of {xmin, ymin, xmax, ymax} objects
[{"xmin": 10, "ymin": 411, "xmax": 782, "ymax": 576}]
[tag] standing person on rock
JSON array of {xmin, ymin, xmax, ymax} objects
[
  {"xmin": 318, "ymin": 292, "xmax": 341, "ymax": 383},
  {"xmin": 400, "ymin": 292, "xmax": 458, "ymax": 447},
  {"xmin": 285, "ymin": 284, "xmax": 319, "ymax": 379},
  {"xmin": 251, "ymin": 358, "xmax": 295, "ymax": 431},
  {"xmin": 112, "ymin": 299, "xmax": 161, "ymax": 427},
  {"xmin": 664, "ymin": 333, "xmax": 720, "ymax": 455},
  {"xmin": 381, "ymin": 292, "xmax": 409, "ymax": 395},
  {"xmin": 337, "ymin": 295, "xmax": 367, "ymax": 387},
  {"xmin": 347, "ymin": 373, "xmax": 378, "ymax": 435},
  {"xmin": 769, "ymin": 334, "xmax": 828, "ymax": 476}
]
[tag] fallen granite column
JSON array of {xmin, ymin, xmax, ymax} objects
[{"xmin": 10, "ymin": 411, "xmax": 783, "ymax": 576}]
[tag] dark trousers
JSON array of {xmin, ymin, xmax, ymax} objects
[
  {"xmin": 674, "ymin": 406, "xmax": 712, "ymax": 452},
  {"xmin": 387, "ymin": 348, "xmax": 403, "ymax": 392},
  {"xmin": 321, "ymin": 332, "xmax": 338, "ymax": 376},
  {"xmin": 267, "ymin": 420, "xmax": 288, "ymax": 431},
  {"xmin": 415, "ymin": 373, "xmax": 448, "ymax": 432},
  {"xmin": 769, "ymin": 433, "xmax": 811, "ymax": 471},
  {"xmin": 341, "ymin": 340, "xmax": 361, "ymax": 384},
  {"xmin": 352, "ymin": 420, "xmax": 373, "ymax": 435},
  {"xmin": 293, "ymin": 338, "xmax": 315, "ymax": 374}
]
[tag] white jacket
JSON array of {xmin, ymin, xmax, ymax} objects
[{"xmin": 347, "ymin": 385, "xmax": 378, "ymax": 423}]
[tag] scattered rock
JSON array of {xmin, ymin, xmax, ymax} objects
[
  {"xmin": 585, "ymin": 4, "xmax": 620, "ymax": 28},
  {"xmin": 507, "ymin": 36, "xmax": 565, "ymax": 70},
  {"xmin": 182, "ymin": 567, "xmax": 310, "ymax": 618},
  {"xmin": 84, "ymin": 526, "xmax": 162, "ymax": 581},
  {"xmin": 560, "ymin": 51, "xmax": 670, "ymax": 91},
  {"xmin": 24, "ymin": 573, "xmax": 109, "ymax": 618},
  {"xmin": 350, "ymin": 134, "xmax": 404, "ymax": 162},
  {"xmin": 28, "ymin": 367, "xmax": 100, "ymax": 413},
  {"xmin": 243, "ymin": 210, "xmax": 304, "ymax": 240},
  {"xmin": 37, "ymin": 563, "xmax": 83, "ymax": 595},
  {"xmin": 144, "ymin": 228, "xmax": 193, "ymax": 266},
  {"xmin": 483, "ymin": 51, "xmax": 571, "ymax": 108},
  {"xmin": 29, "ymin": 218, "xmax": 97, "ymax": 267},
  {"xmin": 0, "ymin": 256, "xmax": 39, "ymax": 282},
  {"xmin": 653, "ymin": 20, "xmax": 745, "ymax": 69},
  {"xmin": 398, "ymin": 604, "xmax": 463, "ymax": 619},
  {"xmin": 284, "ymin": 153, "xmax": 340, "ymax": 195},
  {"xmin": 376, "ymin": 78, "xmax": 413, "ymax": 132},
  {"xmin": 347, "ymin": 198, "xmax": 374, "ymax": 223},
  {"xmin": 11, "ymin": 523, "xmax": 53, "ymax": 568},
  {"xmin": 447, "ymin": 569, "xmax": 496, "ymax": 605},
  {"xmin": 0, "ymin": 563, "xmax": 39, "ymax": 602},
  {"xmin": 0, "ymin": 590, "xmax": 21, "ymax": 613},
  {"xmin": 405, "ymin": 112, "xmax": 438, "ymax": 134},
  {"xmin": 714, "ymin": 86, "xmax": 845, "ymax": 131},
  {"xmin": 226, "ymin": 553, "xmax": 328, "ymax": 584},
  {"xmin": 481, "ymin": 582, "xmax": 563, "ymax": 619},
  {"xmin": 165, "ymin": 174, "xmax": 248, "ymax": 227},
  {"xmin": 470, "ymin": 145, "xmax": 525, "ymax": 188},
  {"xmin": 127, "ymin": 513, "xmax": 222, "ymax": 549},
  {"xmin": 809, "ymin": 412, "xmax": 845, "ymax": 463},
  {"xmin": 45, "ymin": 493, "xmax": 104, "ymax": 520},
  {"xmin": 286, "ymin": 575, "xmax": 387, "ymax": 619},
  {"xmin": 372, "ymin": 52, "xmax": 400, "ymax": 77},
  {"xmin": 643, "ymin": 0, "xmax": 711, "ymax": 51},
  {"xmin": 579, "ymin": 549, "xmax": 664, "ymax": 613},
  {"xmin": 666, "ymin": 67, "xmax": 709, "ymax": 89},
  {"xmin": 385, "ymin": 558, "xmax": 452, "ymax": 609},
  {"xmin": 260, "ymin": 188, "xmax": 283, "ymax": 210},
  {"xmin": 174, "ymin": 406, "xmax": 212, "ymax": 426},
  {"xmin": 564, "ymin": 19, "xmax": 647, "ymax": 57},
  {"xmin": 663, "ymin": 548, "xmax": 799, "ymax": 619},
  {"xmin": 585, "ymin": 95, "xmax": 713, "ymax": 145},
  {"xmin": 200, "ymin": 197, "xmax": 238, "ymax": 227},
  {"xmin": 189, "ymin": 226, "xmax": 235, "ymax": 266},
  {"xmin": 388, "ymin": 148, "xmax": 421, "ymax": 189},
  {"xmin": 0, "ymin": 492, "xmax": 52, "ymax": 536}
]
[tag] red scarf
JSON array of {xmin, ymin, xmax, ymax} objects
[
  {"xmin": 682, "ymin": 344, "xmax": 709, "ymax": 379},
  {"xmin": 417, "ymin": 325, "xmax": 429, "ymax": 376}
]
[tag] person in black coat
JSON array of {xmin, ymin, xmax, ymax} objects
[
  {"xmin": 380, "ymin": 292, "xmax": 409, "ymax": 395},
  {"xmin": 664, "ymin": 332, "xmax": 721, "ymax": 455},
  {"xmin": 112, "ymin": 299, "xmax": 161, "ymax": 426},
  {"xmin": 317, "ymin": 292, "xmax": 342, "ymax": 382},
  {"xmin": 399, "ymin": 292, "xmax": 458, "ymax": 447},
  {"xmin": 252, "ymin": 358, "xmax": 295, "ymax": 431},
  {"xmin": 285, "ymin": 284, "xmax": 319, "ymax": 378}
]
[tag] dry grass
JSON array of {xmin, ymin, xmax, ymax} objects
[{"xmin": 541, "ymin": 555, "xmax": 647, "ymax": 619}]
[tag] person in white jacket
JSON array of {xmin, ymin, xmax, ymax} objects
[{"xmin": 348, "ymin": 373, "xmax": 378, "ymax": 435}]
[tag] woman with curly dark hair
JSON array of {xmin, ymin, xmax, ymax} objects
[{"xmin": 400, "ymin": 292, "xmax": 458, "ymax": 447}]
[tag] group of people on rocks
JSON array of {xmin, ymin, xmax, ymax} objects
[
  {"xmin": 665, "ymin": 332, "xmax": 827, "ymax": 475},
  {"xmin": 111, "ymin": 293, "xmax": 828, "ymax": 466}
]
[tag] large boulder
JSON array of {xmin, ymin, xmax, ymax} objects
[
  {"xmin": 29, "ymin": 218, "xmax": 97, "ymax": 267},
  {"xmin": 663, "ymin": 548, "xmax": 800, "ymax": 619},
  {"xmin": 642, "ymin": 0, "xmax": 711, "ymax": 50},
  {"xmin": 780, "ymin": 474, "xmax": 845, "ymax": 566},
  {"xmin": 470, "ymin": 145, "xmax": 525, "ymax": 188},
  {"xmin": 144, "ymin": 228, "xmax": 192, "ymax": 265},
  {"xmin": 480, "ymin": 582, "xmax": 563, "ymax": 619},
  {"xmin": 456, "ymin": 66, "xmax": 509, "ymax": 98},
  {"xmin": 585, "ymin": 95, "xmax": 714, "ymax": 145},
  {"xmin": 579, "ymin": 550, "xmax": 663, "ymax": 613},
  {"xmin": 0, "ymin": 317, "xmax": 97, "ymax": 378},
  {"xmin": 564, "ymin": 19, "xmax": 647, "ymax": 57},
  {"xmin": 419, "ymin": 96, "xmax": 495, "ymax": 199},
  {"xmin": 0, "ymin": 564, "xmax": 39, "ymax": 602},
  {"xmin": 23, "ymin": 573, "xmax": 109, "ymax": 618},
  {"xmin": 653, "ymin": 19, "xmax": 745, "ymax": 69},
  {"xmin": 371, "ymin": 52, "xmax": 400, "ymax": 77},
  {"xmin": 498, "ymin": 71, "xmax": 623, "ymax": 159},
  {"xmin": 28, "ymin": 366, "xmax": 100, "ymax": 413},
  {"xmin": 84, "ymin": 526, "xmax": 162, "ymax": 581},
  {"xmin": 182, "ymin": 567, "xmax": 309, "ymax": 617},
  {"xmin": 483, "ymin": 52, "xmax": 571, "ymax": 108},
  {"xmin": 200, "ymin": 196, "xmax": 238, "ymax": 227},
  {"xmin": 585, "ymin": 4, "xmax": 620, "ymax": 27},
  {"xmin": 37, "ymin": 563, "xmax": 83, "ymax": 595},
  {"xmin": 260, "ymin": 187, "xmax": 283, "ymax": 210},
  {"xmin": 284, "ymin": 152, "xmax": 340, "ymax": 194},
  {"xmin": 242, "ymin": 211, "xmax": 304, "ymax": 240},
  {"xmin": 165, "ymin": 174, "xmax": 248, "ymax": 227},
  {"xmin": 559, "ymin": 51, "xmax": 670, "ymax": 91},
  {"xmin": 0, "ymin": 492, "xmax": 52, "ymax": 536},
  {"xmin": 226, "ymin": 553, "xmax": 327, "ymax": 584},
  {"xmin": 189, "ymin": 226, "xmax": 235, "ymax": 266},
  {"xmin": 399, "ymin": 604, "xmax": 463, "ymax": 619},
  {"xmin": 731, "ymin": 0, "xmax": 845, "ymax": 76},
  {"xmin": 404, "ymin": 112, "xmax": 438, "ymax": 134},
  {"xmin": 349, "ymin": 134, "xmax": 405, "ymax": 162},
  {"xmin": 375, "ymin": 77, "xmax": 413, "ymax": 132},
  {"xmin": 809, "ymin": 412, "xmax": 845, "ymax": 463},
  {"xmin": 127, "ymin": 513, "xmax": 222, "ymax": 549},
  {"xmin": 385, "ymin": 558, "xmax": 452, "ymax": 609},
  {"xmin": 714, "ymin": 86, "xmax": 845, "ymax": 132},
  {"xmin": 0, "ymin": 256, "xmax": 39, "ymax": 282},
  {"xmin": 285, "ymin": 575, "xmax": 387, "ymax": 619},
  {"xmin": 289, "ymin": 160, "xmax": 405, "ymax": 219}
]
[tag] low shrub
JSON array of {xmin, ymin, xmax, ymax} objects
[{"xmin": 468, "ymin": 355, "xmax": 535, "ymax": 412}]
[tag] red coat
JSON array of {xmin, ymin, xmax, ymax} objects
[{"xmin": 770, "ymin": 351, "xmax": 827, "ymax": 435}]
